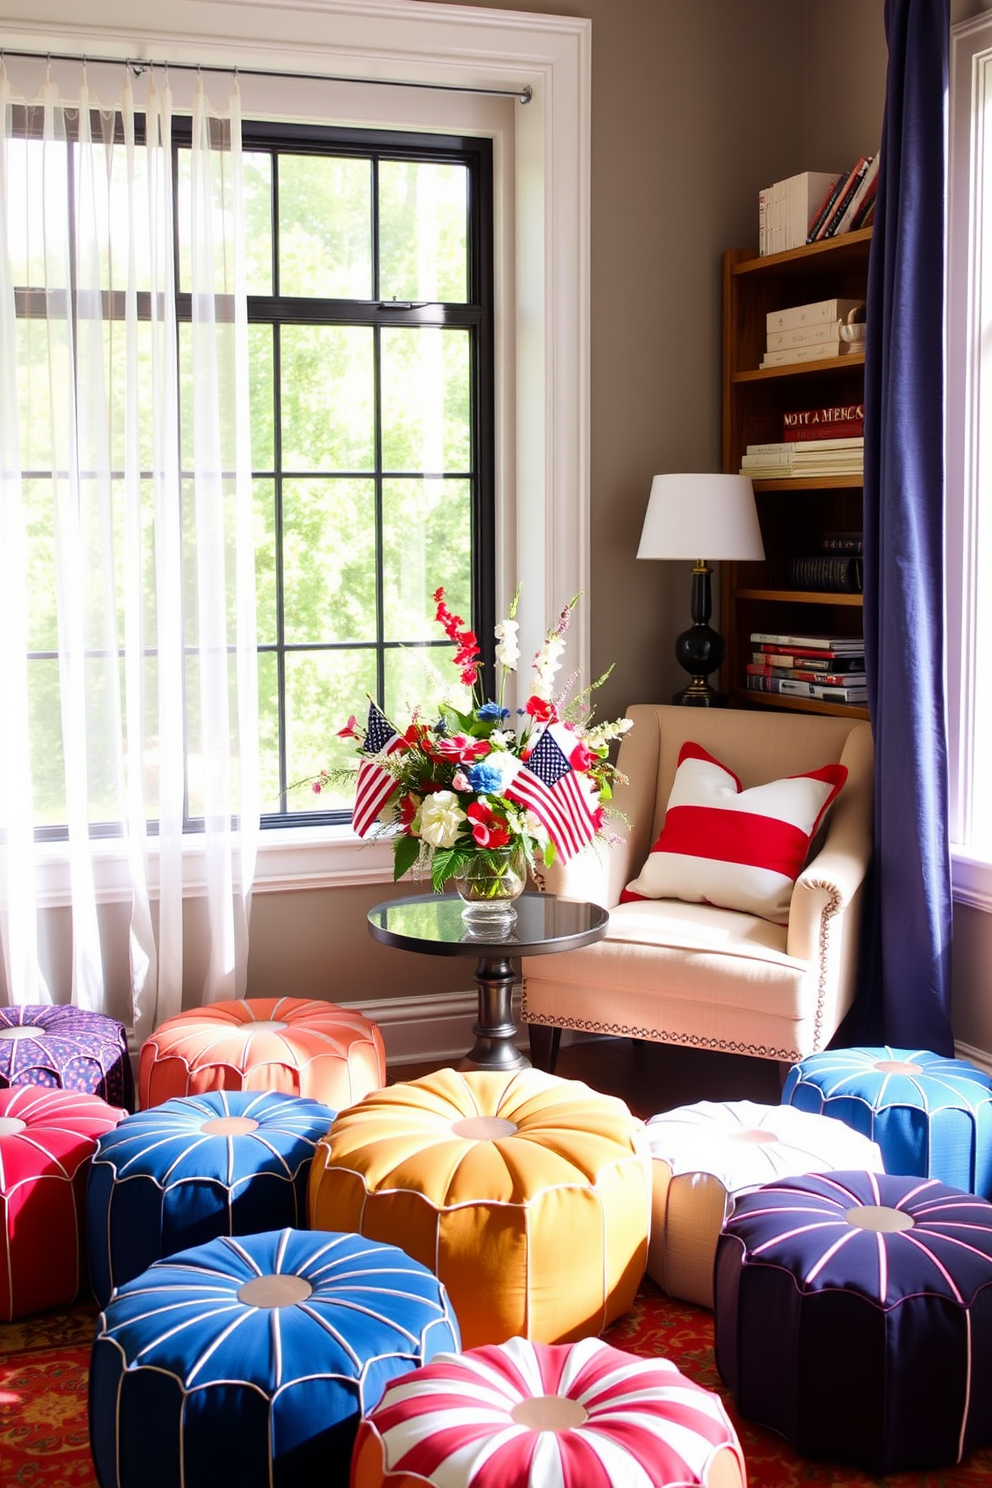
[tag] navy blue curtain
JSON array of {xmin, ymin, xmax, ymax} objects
[{"xmin": 855, "ymin": 0, "xmax": 954, "ymax": 1053}]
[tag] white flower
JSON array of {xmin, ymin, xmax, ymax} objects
[
  {"xmin": 494, "ymin": 618, "xmax": 520, "ymax": 671},
  {"xmin": 489, "ymin": 728, "xmax": 516, "ymax": 748},
  {"xmin": 530, "ymin": 635, "xmax": 566, "ymax": 699},
  {"xmin": 513, "ymin": 808, "xmax": 549, "ymax": 846},
  {"xmin": 420, "ymin": 791, "xmax": 467, "ymax": 848}
]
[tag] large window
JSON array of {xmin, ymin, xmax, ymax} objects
[
  {"xmin": 10, "ymin": 113, "xmax": 494, "ymax": 833},
  {"xmin": 237, "ymin": 124, "xmax": 494, "ymax": 824},
  {"xmin": 948, "ymin": 15, "xmax": 992, "ymax": 906}
]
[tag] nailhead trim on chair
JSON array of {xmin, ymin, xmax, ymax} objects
[{"xmin": 518, "ymin": 1002, "xmax": 799, "ymax": 1063}]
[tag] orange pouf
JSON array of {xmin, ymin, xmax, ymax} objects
[
  {"xmin": 138, "ymin": 997, "xmax": 385, "ymax": 1111},
  {"xmin": 0, "ymin": 1084, "xmax": 125, "ymax": 1320},
  {"xmin": 308, "ymin": 1067, "xmax": 651, "ymax": 1349}
]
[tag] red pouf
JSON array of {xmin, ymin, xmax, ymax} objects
[{"xmin": 0, "ymin": 1084, "xmax": 125, "ymax": 1320}]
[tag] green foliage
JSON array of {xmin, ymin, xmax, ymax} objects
[{"xmin": 392, "ymin": 832, "xmax": 422, "ymax": 881}]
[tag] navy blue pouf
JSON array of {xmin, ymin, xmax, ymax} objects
[
  {"xmin": 714, "ymin": 1170, "xmax": 992, "ymax": 1475},
  {"xmin": 0, "ymin": 1004, "xmax": 134, "ymax": 1110},
  {"xmin": 782, "ymin": 1045, "xmax": 992, "ymax": 1193},
  {"xmin": 89, "ymin": 1228, "xmax": 462, "ymax": 1488},
  {"xmin": 86, "ymin": 1089, "xmax": 336, "ymax": 1307}
]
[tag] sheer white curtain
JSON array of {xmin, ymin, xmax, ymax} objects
[{"xmin": 0, "ymin": 63, "xmax": 258, "ymax": 1043}]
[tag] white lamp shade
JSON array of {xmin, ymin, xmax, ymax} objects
[{"xmin": 637, "ymin": 473, "xmax": 765, "ymax": 562}]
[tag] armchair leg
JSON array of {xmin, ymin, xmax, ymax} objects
[{"xmin": 528, "ymin": 1025, "xmax": 562, "ymax": 1074}]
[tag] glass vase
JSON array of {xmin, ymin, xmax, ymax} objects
[{"xmin": 453, "ymin": 845, "xmax": 527, "ymax": 926}]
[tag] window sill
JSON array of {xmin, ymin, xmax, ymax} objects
[
  {"xmin": 951, "ymin": 847, "xmax": 992, "ymax": 912},
  {"xmin": 34, "ymin": 824, "xmax": 397, "ymax": 909}
]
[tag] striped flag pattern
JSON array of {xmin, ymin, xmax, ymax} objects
[
  {"xmin": 353, "ymin": 703, "xmax": 405, "ymax": 837},
  {"xmin": 353, "ymin": 1335, "xmax": 746, "ymax": 1487},
  {"xmin": 505, "ymin": 724, "xmax": 598, "ymax": 863}
]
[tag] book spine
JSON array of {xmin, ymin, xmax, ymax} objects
[
  {"xmin": 750, "ymin": 632, "xmax": 865, "ymax": 650},
  {"xmin": 761, "ymin": 343, "xmax": 856, "ymax": 367},
  {"xmin": 753, "ymin": 648, "xmax": 865, "ymax": 670},
  {"xmin": 783, "ymin": 402, "xmax": 864, "ymax": 433},
  {"xmin": 783, "ymin": 418, "xmax": 863, "ymax": 443},
  {"xmin": 746, "ymin": 675, "xmax": 867, "ymax": 702},
  {"xmin": 813, "ymin": 156, "xmax": 870, "ymax": 240},
  {"xmin": 765, "ymin": 319, "xmax": 846, "ymax": 352},
  {"xmin": 805, "ymin": 172, "xmax": 845, "ymax": 243},
  {"xmin": 747, "ymin": 664, "xmax": 867, "ymax": 685},
  {"xmin": 833, "ymin": 154, "xmax": 879, "ymax": 237},
  {"xmin": 788, "ymin": 555, "xmax": 864, "ymax": 593},
  {"xmin": 821, "ymin": 532, "xmax": 864, "ymax": 553}
]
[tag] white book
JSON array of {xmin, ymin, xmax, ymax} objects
[
  {"xmin": 786, "ymin": 171, "xmax": 842, "ymax": 251},
  {"xmin": 761, "ymin": 343, "xmax": 858, "ymax": 367},
  {"xmin": 766, "ymin": 319, "xmax": 845, "ymax": 351},
  {"xmin": 766, "ymin": 297, "xmax": 864, "ymax": 333},
  {"xmin": 745, "ymin": 436, "xmax": 864, "ymax": 455}
]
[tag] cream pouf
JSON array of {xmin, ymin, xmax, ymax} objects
[
  {"xmin": 351, "ymin": 1335, "xmax": 747, "ymax": 1488},
  {"xmin": 138, "ymin": 996, "xmax": 385, "ymax": 1111},
  {"xmin": 308, "ymin": 1067, "xmax": 652, "ymax": 1348},
  {"xmin": 645, "ymin": 1098, "xmax": 885, "ymax": 1307}
]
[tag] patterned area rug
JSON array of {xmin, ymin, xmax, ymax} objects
[{"xmin": 3, "ymin": 1279, "xmax": 991, "ymax": 1486}]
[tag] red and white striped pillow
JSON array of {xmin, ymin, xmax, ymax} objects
[{"xmin": 622, "ymin": 741, "xmax": 847, "ymax": 924}]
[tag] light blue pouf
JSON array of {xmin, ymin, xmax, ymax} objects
[
  {"xmin": 86, "ymin": 1089, "xmax": 336, "ymax": 1307},
  {"xmin": 782, "ymin": 1045, "xmax": 992, "ymax": 1193},
  {"xmin": 89, "ymin": 1227, "xmax": 462, "ymax": 1488}
]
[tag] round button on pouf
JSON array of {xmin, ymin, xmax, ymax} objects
[
  {"xmin": 351, "ymin": 1335, "xmax": 746, "ymax": 1488},
  {"xmin": 645, "ymin": 1099, "xmax": 884, "ymax": 1307},
  {"xmin": 138, "ymin": 995, "xmax": 386, "ymax": 1110},
  {"xmin": 89, "ymin": 1227, "xmax": 461, "ymax": 1488},
  {"xmin": 0, "ymin": 1003, "xmax": 134, "ymax": 1110},
  {"xmin": 309, "ymin": 1067, "xmax": 652, "ymax": 1349},
  {"xmin": 783, "ymin": 1045, "xmax": 992, "ymax": 1192},
  {"xmin": 0, "ymin": 1084, "xmax": 125, "ymax": 1320},
  {"xmin": 714, "ymin": 1169, "xmax": 992, "ymax": 1475},
  {"xmin": 86, "ymin": 1088, "xmax": 337, "ymax": 1307}
]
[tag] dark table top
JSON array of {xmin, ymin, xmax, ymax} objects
[{"xmin": 367, "ymin": 892, "xmax": 609, "ymax": 958}]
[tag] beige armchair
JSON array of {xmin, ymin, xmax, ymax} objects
[{"xmin": 522, "ymin": 704, "xmax": 873, "ymax": 1073}]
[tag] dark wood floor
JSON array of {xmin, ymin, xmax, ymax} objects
[{"xmin": 389, "ymin": 1034, "xmax": 783, "ymax": 1121}]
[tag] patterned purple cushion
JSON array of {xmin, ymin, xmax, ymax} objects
[
  {"xmin": 0, "ymin": 1005, "xmax": 133, "ymax": 1111},
  {"xmin": 714, "ymin": 1169, "xmax": 992, "ymax": 1474}
]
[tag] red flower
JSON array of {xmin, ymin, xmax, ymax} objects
[
  {"xmin": 398, "ymin": 794, "xmax": 419, "ymax": 826},
  {"xmin": 436, "ymin": 733, "xmax": 489, "ymax": 764},
  {"xmin": 524, "ymin": 696, "xmax": 555, "ymax": 722},
  {"xmin": 466, "ymin": 800, "xmax": 510, "ymax": 848},
  {"xmin": 569, "ymin": 739, "xmax": 594, "ymax": 772},
  {"xmin": 337, "ymin": 714, "xmax": 360, "ymax": 739}
]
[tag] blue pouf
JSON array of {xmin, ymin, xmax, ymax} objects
[
  {"xmin": 714, "ymin": 1170, "xmax": 992, "ymax": 1474},
  {"xmin": 89, "ymin": 1227, "xmax": 461, "ymax": 1488},
  {"xmin": 86, "ymin": 1089, "xmax": 336, "ymax": 1307},
  {"xmin": 782, "ymin": 1045, "xmax": 992, "ymax": 1192}
]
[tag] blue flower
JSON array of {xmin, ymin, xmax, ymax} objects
[
  {"xmin": 477, "ymin": 702, "xmax": 510, "ymax": 721},
  {"xmin": 467, "ymin": 760, "xmax": 504, "ymax": 794}
]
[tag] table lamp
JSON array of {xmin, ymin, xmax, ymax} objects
[{"xmin": 637, "ymin": 472, "xmax": 765, "ymax": 706}]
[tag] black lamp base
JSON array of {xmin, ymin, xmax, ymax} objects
[{"xmin": 673, "ymin": 563, "xmax": 727, "ymax": 707}]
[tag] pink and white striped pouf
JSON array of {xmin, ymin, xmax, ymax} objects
[{"xmin": 350, "ymin": 1335, "xmax": 746, "ymax": 1488}]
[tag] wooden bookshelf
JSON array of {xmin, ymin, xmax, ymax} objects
[{"xmin": 720, "ymin": 229, "xmax": 871, "ymax": 719}]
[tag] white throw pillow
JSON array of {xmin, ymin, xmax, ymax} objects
[{"xmin": 622, "ymin": 741, "xmax": 847, "ymax": 924}]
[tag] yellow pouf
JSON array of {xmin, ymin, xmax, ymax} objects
[{"xmin": 308, "ymin": 1067, "xmax": 651, "ymax": 1349}]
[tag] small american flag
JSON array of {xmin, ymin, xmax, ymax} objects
[
  {"xmin": 505, "ymin": 724, "xmax": 598, "ymax": 862},
  {"xmin": 352, "ymin": 702, "xmax": 405, "ymax": 837}
]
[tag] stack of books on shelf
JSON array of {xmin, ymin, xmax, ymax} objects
[
  {"xmin": 788, "ymin": 530, "xmax": 864, "ymax": 593},
  {"xmin": 760, "ymin": 297, "xmax": 865, "ymax": 368},
  {"xmin": 805, "ymin": 154, "xmax": 879, "ymax": 242},
  {"xmin": 740, "ymin": 436, "xmax": 864, "ymax": 480},
  {"xmin": 759, "ymin": 170, "xmax": 842, "ymax": 257},
  {"xmin": 747, "ymin": 632, "xmax": 867, "ymax": 705}
]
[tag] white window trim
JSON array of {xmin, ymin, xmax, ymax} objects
[
  {"xmin": 2, "ymin": 0, "xmax": 591, "ymax": 902},
  {"xmin": 949, "ymin": 12, "xmax": 992, "ymax": 912}
]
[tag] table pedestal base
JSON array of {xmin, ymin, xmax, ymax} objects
[{"xmin": 458, "ymin": 956, "xmax": 530, "ymax": 1072}]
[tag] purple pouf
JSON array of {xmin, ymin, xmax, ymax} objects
[
  {"xmin": 714, "ymin": 1169, "xmax": 992, "ymax": 1475},
  {"xmin": 0, "ymin": 1005, "xmax": 134, "ymax": 1111}
]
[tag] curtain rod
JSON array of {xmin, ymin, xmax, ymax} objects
[{"xmin": 0, "ymin": 47, "xmax": 532, "ymax": 104}]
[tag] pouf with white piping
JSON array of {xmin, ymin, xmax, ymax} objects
[
  {"xmin": 351, "ymin": 1335, "xmax": 747, "ymax": 1488},
  {"xmin": 308, "ymin": 1067, "xmax": 652, "ymax": 1349},
  {"xmin": 645, "ymin": 1098, "xmax": 884, "ymax": 1307},
  {"xmin": 782, "ymin": 1045, "xmax": 992, "ymax": 1191},
  {"xmin": 138, "ymin": 996, "xmax": 385, "ymax": 1110},
  {"xmin": 0, "ymin": 1003, "xmax": 134, "ymax": 1110},
  {"xmin": 86, "ymin": 1088, "xmax": 337, "ymax": 1307},
  {"xmin": 89, "ymin": 1227, "xmax": 461, "ymax": 1488},
  {"xmin": 714, "ymin": 1169, "xmax": 992, "ymax": 1474},
  {"xmin": 0, "ymin": 1084, "xmax": 125, "ymax": 1320}
]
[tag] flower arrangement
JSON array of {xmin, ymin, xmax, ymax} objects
[{"xmin": 320, "ymin": 588, "xmax": 631, "ymax": 898}]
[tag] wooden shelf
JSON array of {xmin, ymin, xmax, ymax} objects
[
  {"xmin": 732, "ymin": 588, "xmax": 863, "ymax": 606},
  {"xmin": 721, "ymin": 230, "xmax": 871, "ymax": 716},
  {"xmin": 730, "ymin": 687, "xmax": 869, "ymax": 721}
]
